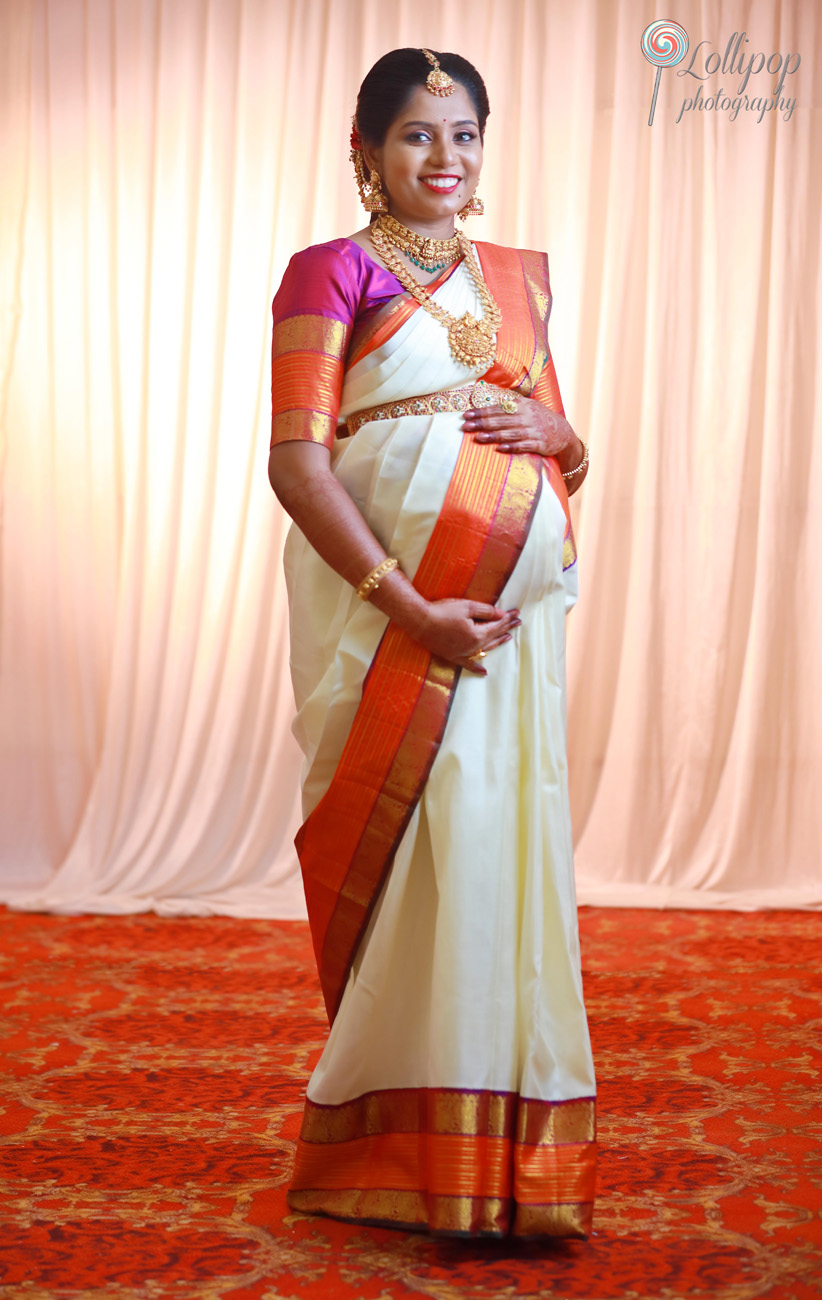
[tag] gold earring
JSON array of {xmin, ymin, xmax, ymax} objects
[
  {"xmin": 351, "ymin": 145, "xmax": 388, "ymax": 213},
  {"xmin": 351, "ymin": 148, "xmax": 370, "ymax": 207},
  {"xmin": 365, "ymin": 166, "xmax": 388, "ymax": 213},
  {"xmin": 458, "ymin": 193, "xmax": 485, "ymax": 220}
]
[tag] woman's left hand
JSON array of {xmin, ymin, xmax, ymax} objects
[{"xmin": 462, "ymin": 396, "xmax": 586, "ymax": 490}]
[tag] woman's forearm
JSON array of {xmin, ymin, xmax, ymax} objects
[
  {"xmin": 555, "ymin": 428, "xmax": 588, "ymax": 496},
  {"xmin": 268, "ymin": 441, "xmax": 430, "ymax": 635}
]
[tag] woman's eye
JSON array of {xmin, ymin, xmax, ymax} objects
[{"xmin": 456, "ymin": 132, "xmax": 477, "ymax": 143}]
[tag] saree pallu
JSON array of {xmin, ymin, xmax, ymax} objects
[{"xmin": 279, "ymin": 244, "xmax": 596, "ymax": 1238}]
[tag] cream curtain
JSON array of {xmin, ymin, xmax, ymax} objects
[{"xmin": 1, "ymin": 0, "xmax": 819, "ymax": 915}]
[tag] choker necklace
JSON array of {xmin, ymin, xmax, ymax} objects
[
  {"xmin": 370, "ymin": 214, "xmax": 502, "ymax": 369},
  {"xmin": 377, "ymin": 213, "xmax": 461, "ymax": 273}
]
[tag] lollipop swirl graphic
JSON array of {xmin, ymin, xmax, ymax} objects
[{"xmin": 641, "ymin": 20, "xmax": 689, "ymax": 125}]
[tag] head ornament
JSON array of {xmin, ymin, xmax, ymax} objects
[{"xmin": 421, "ymin": 48, "xmax": 454, "ymax": 97}]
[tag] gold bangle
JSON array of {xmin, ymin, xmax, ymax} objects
[
  {"xmin": 562, "ymin": 440, "xmax": 589, "ymax": 482},
  {"xmin": 356, "ymin": 556, "xmax": 399, "ymax": 601}
]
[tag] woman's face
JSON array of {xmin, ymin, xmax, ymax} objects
[{"xmin": 365, "ymin": 82, "xmax": 483, "ymax": 232}]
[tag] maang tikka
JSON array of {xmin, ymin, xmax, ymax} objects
[
  {"xmin": 420, "ymin": 48, "xmax": 454, "ymax": 97},
  {"xmin": 419, "ymin": 51, "xmax": 484, "ymax": 218}
]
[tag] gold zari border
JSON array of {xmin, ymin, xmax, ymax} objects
[
  {"xmin": 287, "ymin": 1187, "xmax": 592, "ymax": 1239},
  {"xmin": 290, "ymin": 1088, "xmax": 597, "ymax": 1238},
  {"xmin": 517, "ymin": 1096, "xmax": 596, "ymax": 1146},
  {"xmin": 514, "ymin": 1199, "xmax": 593, "ymax": 1239},
  {"xmin": 269, "ymin": 408, "xmax": 336, "ymax": 448},
  {"xmin": 271, "ymin": 313, "xmax": 349, "ymax": 358},
  {"xmin": 300, "ymin": 1088, "xmax": 594, "ymax": 1146}
]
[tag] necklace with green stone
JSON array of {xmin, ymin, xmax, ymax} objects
[{"xmin": 375, "ymin": 214, "xmax": 462, "ymax": 274}]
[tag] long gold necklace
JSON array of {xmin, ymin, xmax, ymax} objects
[
  {"xmin": 377, "ymin": 213, "xmax": 461, "ymax": 273},
  {"xmin": 370, "ymin": 215, "xmax": 502, "ymax": 370}
]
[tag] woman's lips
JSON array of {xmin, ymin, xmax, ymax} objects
[{"xmin": 420, "ymin": 176, "xmax": 461, "ymax": 194}]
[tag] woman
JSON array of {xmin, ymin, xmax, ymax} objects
[{"xmin": 268, "ymin": 48, "xmax": 596, "ymax": 1239}]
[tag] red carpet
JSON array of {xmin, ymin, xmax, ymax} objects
[{"xmin": 0, "ymin": 905, "xmax": 820, "ymax": 1298}]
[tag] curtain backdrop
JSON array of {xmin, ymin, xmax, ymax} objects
[{"xmin": 1, "ymin": 0, "xmax": 819, "ymax": 915}]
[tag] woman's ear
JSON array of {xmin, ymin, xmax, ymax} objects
[{"xmin": 361, "ymin": 143, "xmax": 382, "ymax": 177}]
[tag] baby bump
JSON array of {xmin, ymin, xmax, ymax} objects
[
  {"xmin": 500, "ymin": 466, "xmax": 578, "ymax": 613},
  {"xmin": 333, "ymin": 416, "xmax": 574, "ymax": 609},
  {"xmin": 333, "ymin": 411, "xmax": 468, "ymax": 581},
  {"xmin": 295, "ymin": 434, "xmax": 572, "ymax": 813}
]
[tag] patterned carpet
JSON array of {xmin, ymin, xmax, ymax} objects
[{"xmin": 0, "ymin": 904, "xmax": 820, "ymax": 1299}]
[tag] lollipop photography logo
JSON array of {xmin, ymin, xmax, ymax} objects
[{"xmin": 640, "ymin": 20, "xmax": 800, "ymax": 125}]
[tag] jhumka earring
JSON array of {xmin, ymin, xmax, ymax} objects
[
  {"xmin": 458, "ymin": 193, "xmax": 485, "ymax": 220},
  {"xmin": 365, "ymin": 166, "xmax": 388, "ymax": 213},
  {"xmin": 350, "ymin": 120, "xmax": 388, "ymax": 213}
]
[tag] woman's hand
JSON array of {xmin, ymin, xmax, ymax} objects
[
  {"xmin": 462, "ymin": 397, "xmax": 588, "ymax": 492},
  {"xmin": 406, "ymin": 598, "xmax": 521, "ymax": 677},
  {"xmin": 268, "ymin": 443, "xmax": 519, "ymax": 676}
]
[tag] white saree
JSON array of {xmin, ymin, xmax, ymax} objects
[{"xmin": 276, "ymin": 243, "xmax": 596, "ymax": 1237}]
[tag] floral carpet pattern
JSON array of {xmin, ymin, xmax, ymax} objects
[{"xmin": 0, "ymin": 905, "xmax": 820, "ymax": 1299}]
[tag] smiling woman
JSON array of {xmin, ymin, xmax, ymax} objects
[
  {"xmin": 356, "ymin": 82, "xmax": 484, "ymax": 236},
  {"xmin": 266, "ymin": 47, "xmax": 594, "ymax": 1240}
]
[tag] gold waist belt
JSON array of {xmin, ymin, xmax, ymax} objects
[{"xmin": 342, "ymin": 380, "xmax": 517, "ymax": 439}]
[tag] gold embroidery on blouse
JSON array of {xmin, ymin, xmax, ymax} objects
[
  {"xmin": 272, "ymin": 314, "xmax": 349, "ymax": 358},
  {"xmin": 270, "ymin": 409, "xmax": 335, "ymax": 446}
]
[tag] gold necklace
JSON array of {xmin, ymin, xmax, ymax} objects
[
  {"xmin": 377, "ymin": 213, "xmax": 461, "ymax": 273},
  {"xmin": 370, "ymin": 215, "xmax": 502, "ymax": 369}
]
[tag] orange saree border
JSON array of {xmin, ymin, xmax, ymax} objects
[
  {"xmin": 288, "ymin": 1088, "xmax": 597, "ymax": 1238},
  {"xmin": 298, "ymin": 1087, "xmax": 595, "ymax": 1144},
  {"xmin": 476, "ymin": 243, "xmax": 577, "ymax": 571},
  {"xmin": 475, "ymin": 244, "xmax": 555, "ymax": 399},
  {"xmin": 346, "ymin": 258, "xmax": 462, "ymax": 369},
  {"xmin": 295, "ymin": 435, "xmax": 542, "ymax": 1023}
]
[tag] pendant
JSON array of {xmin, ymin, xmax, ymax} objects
[{"xmin": 448, "ymin": 313, "xmax": 496, "ymax": 369}]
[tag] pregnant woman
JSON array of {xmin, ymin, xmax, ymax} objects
[{"xmin": 267, "ymin": 47, "xmax": 596, "ymax": 1238}]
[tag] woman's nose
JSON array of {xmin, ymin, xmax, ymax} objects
[{"xmin": 429, "ymin": 134, "xmax": 457, "ymax": 167}]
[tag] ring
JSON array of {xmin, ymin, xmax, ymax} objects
[
  {"xmin": 468, "ymin": 649, "xmax": 487, "ymax": 661},
  {"xmin": 500, "ymin": 394, "xmax": 518, "ymax": 414}
]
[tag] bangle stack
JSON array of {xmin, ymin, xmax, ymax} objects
[
  {"xmin": 561, "ymin": 440, "xmax": 589, "ymax": 483},
  {"xmin": 356, "ymin": 556, "xmax": 399, "ymax": 601}
]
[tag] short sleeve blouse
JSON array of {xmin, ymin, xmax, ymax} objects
[{"xmin": 270, "ymin": 239, "xmax": 403, "ymax": 451}]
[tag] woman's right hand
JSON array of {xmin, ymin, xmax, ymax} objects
[
  {"xmin": 407, "ymin": 599, "xmax": 521, "ymax": 676},
  {"xmin": 267, "ymin": 446, "xmax": 520, "ymax": 676}
]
